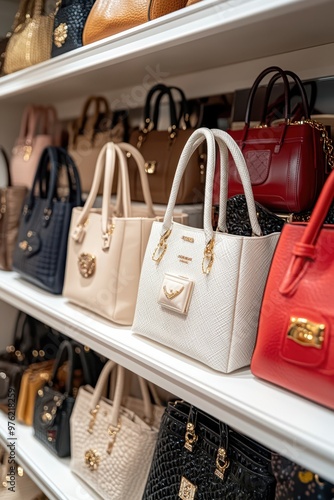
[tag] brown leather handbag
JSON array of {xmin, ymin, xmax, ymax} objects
[
  {"xmin": 225, "ymin": 66, "xmax": 331, "ymax": 213},
  {"xmin": 67, "ymin": 95, "xmax": 126, "ymax": 193},
  {"xmin": 129, "ymin": 84, "xmax": 205, "ymax": 204},
  {"xmin": 83, "ymin": 0, "xmax": 188, "ymax": 45}
]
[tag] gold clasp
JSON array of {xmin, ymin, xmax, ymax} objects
[
  {"xmin": 287, "ymin": 317, "xmax": 325, "ymax": 349},
  {"xmin": 23, "ymin": 144, "xmax": 32, "ymax": 161},
  {"xmin": 87, "ymin": 405, "xmax": 100, "ymax": 434},
  {"xmin": 107, "ymin": 420, "xmax": 121, "ymax": 455},
  {"xmin": 102, "ymin": 223, "xmax": 115, "ymax": 249},
  {"xmin": 214, "ymin": 447, "xmax": 230, "ymax": 480},
  {"xmin": 152, "ymin": 229, "xmax": 172, "ymax": 264},
  {"xmin": 202, "ymin": 238, "xmax": 215, "ymax": 275},
  {"xmin": 145, "ymin": 161, "xmax": 157, "ymax": 174},
  {"xmin": 184, "ymin": 422, "xmax": 198, "ymax": 452}
]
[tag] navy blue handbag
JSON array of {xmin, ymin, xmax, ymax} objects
[{"xmin": 13, "ymin": 146, "xmax": 82, "ymax": 294}]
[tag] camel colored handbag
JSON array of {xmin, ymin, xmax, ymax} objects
[
  {"xmin": 63, "ymin": 141, "xmax": 157, "ymax": 325},
  {"xmin": 83, "ymin": 0, "xmax": 188, "ymax": 45},
  {"xmin": 3, "ymin": 0, "xmax": 54, "ymax": 74}
]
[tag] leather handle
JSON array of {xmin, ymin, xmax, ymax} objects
[
  {"xmin": 143, "ymin": 84, "xmax": 178, "ymax": 129},
  {"xmin": 261, "ymin": 70, "xmax": 310, "ymax": 125},
  {"xmin": 153, "ymin": 86, "xmax": 191, "ymax": 129},
  {"xmin": 244, "ymin": 66, "xmax": 291, "ymax": 125},
  {"xmin": 279, "ymin": 169, "xmax": 334, "ymax": 296},
  {"xmin": 75, "ymin": 95, "xmax": 110, "ymax": 140},
  {"xmin": 49, "ymin": 340, "xmax": 74, "ymax": 395}
]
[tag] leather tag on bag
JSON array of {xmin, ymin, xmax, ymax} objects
[{"xmin": 158, "ymin": 274, "xmax": 194, "ymax": 315}]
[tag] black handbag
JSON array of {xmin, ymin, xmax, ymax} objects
[
  {"xmin": 0, "ymin": 312, "xmax": 66, "ymax": 406},
  {"xmin": 213, "ymin": 194, "xmax": 285, "ymax": 235},
  {"xmin": 52, "ymin": 0, "xmax": 95, "ymax": 58},
  {"xmin": 272, "ymin": 454, "xmax": 334, "ymax": 499},
  {"xmin": 12, "ymin": 146, "xmax": 82, "ymax": 294},
  {"xmin": 143, "ymin": 401, "xmax": 276, "ymax": 500}
]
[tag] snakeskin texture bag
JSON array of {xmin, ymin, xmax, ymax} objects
[{"xmin": 143, "ymin": 401, "xmax": 276, "ymax": 500}]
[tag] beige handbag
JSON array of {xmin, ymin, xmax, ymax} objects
[
  {"xmin": 10, "ymin": 105, "xmax": 60, "ymax": 188},
  {"xmin": 63, "ymin": 141, "xmax": 157, "ymax": 325},
  {"xmin": 3, "ymin": 0, "xmax": 54, "ymax": 75},
  {"xmin": 67, "ymin": 96, "xmax": 126, "ymax": 193},
  {"xmin": 70, "ymin": 361, "xmax": 162, "ymax": 500}
]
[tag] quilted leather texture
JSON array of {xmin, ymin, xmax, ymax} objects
[
  {"xmin": 12, "ymin": 198, "xmax": 75, "ymax": 294},
  {"xmin": 83, "ymin": 0, "xmax": 148, "ymax": 45},
  {"xmin": 0, "ymin": 186, "xmax": 27, "ymax": 270},
  {"xmin": 251, "ymin": 221, "xmax": 334, "ymax": 409},
  {"xmin": 143, "ymin": 402, "xmax": 276, "ymax": 499},
  {"xmin": 70, "ymin": 385, "xmax": 159, "ymax": 500},
  {"xmin": 34, "ymin": 385, "xmax": 75, "ymax": 457},
  {"xmin": 133, "ymin": 219, "xmax": 279, "ymax": 372},
  {"xmin": 52, "ymin": 0, "xmax": 95, "ymax": 57},
  {"xmin": 272, "ymin": 454, "xmax": 334, "ymax": 499},
  {"xmin": 228, "ymin": 123, "xmax": 325, "ymax": 212}
]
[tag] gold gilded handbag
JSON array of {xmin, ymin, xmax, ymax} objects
[{"xmin": 3, "ymin": 0, "xmax": 55, "ymax": 74}]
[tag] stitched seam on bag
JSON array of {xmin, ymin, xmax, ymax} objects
[{"xmin": 226, "ymin": 239, "xmax": 243, "ymax": 372}]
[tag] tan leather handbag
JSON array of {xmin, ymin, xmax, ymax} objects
[
  {"xmin": 63, "ymin": 141, "xmax": 157, "ymax": 325},
  {"xmin": 3, "ymin": 0, "xmax": 54, "ymax": 74},
  {"xmin": 83, "ymin": 0, "xmax": 188, "ymax": 45},
  {"xmin": 10, "ymin": 105, "xmax": 60, "ymax": 188},
  {"xmin": 67, "ymin": 95, "xmax": 126, "ymax": 193}
]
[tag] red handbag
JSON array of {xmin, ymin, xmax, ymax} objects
[
  {"xmin": 251, "ymin": 168, "xmax": 334, "ymax": 410},
  {"xmin": 219, "ymin": 66, "xmax": 329, "ymax": 213}
]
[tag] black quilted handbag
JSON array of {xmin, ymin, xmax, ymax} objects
[
  {"xmin": 272, "ymin": 454, "xmax": 334, "ymax": 499},
  {"xmin": 12, "ymin": 146, "xmax": 82, "ymax": 294},
  {"xmin": 52, "ymin": 0, "xmax": 95, "ymax": 58},
  {"xmin": 143, "ymin": 401, "xmax": 276, "ymax": 500}
]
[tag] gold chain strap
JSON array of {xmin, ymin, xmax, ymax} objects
[{"xmin": 291, "ymin": 118, "xmax": 334, "ymax": 171}]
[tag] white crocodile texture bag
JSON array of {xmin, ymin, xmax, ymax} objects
[
  {"xmin": 70, "ymin": 361, "xmax": 162, "ymax": 500},
  {"xmin": 132, "ymin": 128, "xmax": 280, "ymax": 372}
]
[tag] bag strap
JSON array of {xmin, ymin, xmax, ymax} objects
[
  {"xmin": 49, "ymin": 340, "xmax": 74, "ymax": 395},
  {"xmin": 88, "ymin": 360, "xmax": 154, "ymax": 429},
  {"xmin": 261, "ymin": 70, "xmax": 310, "ymax": 125},
  {"xmin": 142, "ymin": 83, "xmax": 178, "ymax": 132},
  {"xmin": 153, "ymin": 86, "xmax": 191, "ymax": 129},
  {"xmin": 155, "ymin": 128, "xmax": 261, "ymax": 273},
  {"xmin": 279, "ymin": 168, "xmax": 334, "ymax": 295},
  {"xmin": 70, "ymin": 96, "xmax": 110, "ymax": 146}
]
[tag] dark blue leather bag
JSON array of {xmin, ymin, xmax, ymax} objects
[{"xmin": 13, "ymin": 146, "xmax": 82, "ymax": 294}]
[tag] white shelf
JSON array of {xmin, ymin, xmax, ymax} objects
[
  {"xmin": 0, "ymin": 412, "xmax": 98, "ymax": 500},
  {"xmin": 0, "ymin": 0, "xmax": 334, "ymax": 104},
  {"xmin": 0, "ymin": 270, "xmax": 334, "ymax": 482}
]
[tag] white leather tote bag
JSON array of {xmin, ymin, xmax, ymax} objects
[
  {"xmin": 70, "ymin": 361, "xmax": 162, "ymax": 500},
  {"xmin": 63, "ymin": 141, "xmax": 157, "ymax": 325},
  {"xmin": 132, "ymin": 128, "xmax": 280, "ymax": 372}
]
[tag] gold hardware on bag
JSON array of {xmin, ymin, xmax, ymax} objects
[
  {"xmin": 0, "ymin": 193, "xmax": 6, "ymax": 220},
  {"xmin": 214, "ymin": 447, "xmax": 230, "ymax": 480},
  {"xmin": 78, "ymin": 253, "xmax": 96, "ymax": 278},
  {"xmin": 178, "ymin": 476, "xmax": 197, "ymax": 500},
  {"xmin": 85, "ymin": 449, "xmax": 101, "ymax": 471},
  {"xmin": 298, "ymin": 470, "xmax": 314, "ymax": 483},
  {"xmin": 184, "ymin": 423, "xmax": 198, "ymax": 452},
  {"xmin": 145, "ymin": 161, "xmax": 157, "ymax": 174},
  {"xmin": 102, "ymin": 224, "xmax": 115, "ymax": 249},
  {"xmin": 199, "ymin": 153, "xmax": 206, "ymax": 184},
  {"xmin": 107, "ymin": 420, "xmax": 121, "ymax": 454},
  {"xmin": 163, "ymin": 285, "xmax": 184, "ymax": 300},
  {"xmin": 315, "ymin": 474, "xmax": 325, "ymax": 486},
  {"xmin": 287, "ymin": 317, "xmax": 325, "ymax": 349},
  {"xmin": 152, "ymin": 229, "xmax": 172, "ymax": 263},
  {"xmin": 53, "ymin": 22, "xmax": 68, "ymax": 48},
  {"xmin": 202, "ymin": 238, "xmax": 215, "ymax": 275},
  {"xmin": 291, "ymin": 119, "xmax": 334, "ymax": 170},
  {"xmin": 23, "ymin": 144, "xmax": 32, "ymax": 161},
  {"xmin": 182, "ymin": 236, "xmax": 194, "ymax": 243},
  {"xmin": 41, "ymin": 411, "xmax": 53, "ymax": 423},
  {"xmin": 87, "ymin": 405, "xmax": 100, "ymax": 434}
]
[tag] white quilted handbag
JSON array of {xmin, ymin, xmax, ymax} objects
[
  {"xmin": 132, "ymin": 128, "xmax": 280, "ymax": 373},
  {"xmin": 70, "ymin": 361, "xmax": 163, "ymax": 500}
]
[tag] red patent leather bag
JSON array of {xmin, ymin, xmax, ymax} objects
[
  {"xmin": 251, "ymin": 169, "xmax": 334, "ymax": 409},
  {"xmin": 224, "ymin": 66, "xmax": 327, "ymax": 213}
]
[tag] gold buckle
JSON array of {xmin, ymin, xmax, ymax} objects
[
  {"xmin": 202, "ymin": 238, "xmax": 215, "ymax": 275},
  {"xmin": 152, "ymin": 229, "xmax": 172, "ymax": 264},
  {"xmin": 287, "ymin": 317, "xmax": 325, "ymax": 349}
]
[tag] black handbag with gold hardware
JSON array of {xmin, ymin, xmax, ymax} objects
[{"xmin": 143, "ymin": 401, "xmax": 276, "ymax": 500}]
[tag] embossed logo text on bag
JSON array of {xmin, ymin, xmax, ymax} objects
[{"xmin": 179, "ymin": 476, "xmax": 197, "ymax": 500}]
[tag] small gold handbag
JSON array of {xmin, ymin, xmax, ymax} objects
[{"xmin": 3, "ymin": 0, "xmax": 55, "ymax": 74}]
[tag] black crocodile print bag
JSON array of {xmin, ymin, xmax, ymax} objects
[
  {"xmin": 143, "ymin": 401, "xmax": 276, "ymax": 500},
  {"xmin": 52, "ymin": 0, "xmax": 95, "ymax": 58}
]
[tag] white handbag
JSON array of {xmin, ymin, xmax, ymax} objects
[
  {"xmin": 63, "ymin": 141, "xmax": 157, "ymax": 325},
  {"xmin": 70, "ymin": 361, "xmax": 162, "ymax": 500},
  {"xmin": 132, "ymin": 128, "xmax": 280, "ymax": 373}
]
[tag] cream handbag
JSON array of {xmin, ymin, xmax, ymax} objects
[
  {"xmin": 70, "ymin": 361, "xmax": 162, "ymax": 500},
  {"xmin": 132, "ymin": 128, "xmax": 280, "ymax": 373},
  {"xmin": 63, "ymin": 141, "xmax": 157, "ymax": 325}
]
